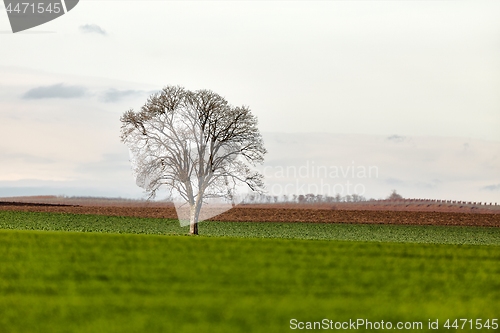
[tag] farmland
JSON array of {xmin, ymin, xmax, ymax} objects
[
  {"xmin": 0, "ymin": 210, "xmax": 500, "ymax": 245},
  {"xmin": 1, "ymin": 198, "xmax": 500, "ymax": 227},
  {"xmin": 1, "ymin": 230, "xmax": 499, "ymax": 333},
  {"xmin": 0, "ymin": 200, "xmax": 499, "ymax": 332}
]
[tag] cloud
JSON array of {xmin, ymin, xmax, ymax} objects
[
  {"xmin": 0, "ymin": 180, "xmax": 130, "ymax": 198},
  {"xmin": 387, "ymin": 135, "xmax": 406, "ymax": 143},
  {"xmin": 3, "ymin": 152, "xmax": 54, "ymax": 164},
  {"xmin": 75, "ymin": 153, "xmax": 132, "ymax": 176},
  {"xmin": 22, "ymin": 83, "xmax": 87, "ymax": 99},
  {"xmin": 415, "ymin": 179, "xmax": 442, "ymax": 189},
  {"xmin": 80, "ymin": 24, "xmax": 107, "ymax": 35},
  {"xmin": 385, "ymin": 178, "xmax": 403, "ymax": 185},
  {"xmin": 101, "ymin": 89, "xmax": 144, "ymax": 103},
  {"xmin": 482, "ymin": 184, "xmax": 500, "ymax": 191}
]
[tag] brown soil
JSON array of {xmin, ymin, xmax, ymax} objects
[{"xmin": 1, "ymin": 197, "xmax": 499, "ymax": 227}]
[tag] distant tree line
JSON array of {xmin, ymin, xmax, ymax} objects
[
  {"xmin": 242, "ymin": 190, "xmax": 407, "ymax": 204},
  {"xmin": 243, "ymin": 193, "xmax": 370, "ymax": 204}
]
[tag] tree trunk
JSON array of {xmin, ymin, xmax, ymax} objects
[
  {"xmin": 189, "ymin": 220, "xmax": 198, "ymax": 235},
  {"xmin": 189, "ymin": 204, "xmax": 199, "ymax": 235},
  {"xmin": 189, "ymin": 199, "xmax": 204, "ymax": 235}
]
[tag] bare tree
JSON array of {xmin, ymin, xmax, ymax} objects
[
  {"xmin": 120, "ymin": 86, "xmax": 266, "ymax": 235},
  {"xmin": 387, "ymin": 189, "xmax": 403, "ymax": 201}
]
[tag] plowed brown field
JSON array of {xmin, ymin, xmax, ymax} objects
[{"xmin": 1, "ymin": 199, "xmax": 499, "ymax": 227}]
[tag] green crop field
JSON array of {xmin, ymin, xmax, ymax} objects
[
  {"xmin": 0, "ymin": 211, "xmax": 499, "ymax": 332},
  {"xmin": 1, "ymin": 210, "xmax": 500, "ymax": 245}
]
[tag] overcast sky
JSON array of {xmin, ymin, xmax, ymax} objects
[{"xmin": 0, "ymin": 1, "xmax": 499, "ymax": 202}]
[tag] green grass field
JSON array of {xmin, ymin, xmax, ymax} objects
[{"xmin": 0, "ymin": 211, "xmax": 499, "ymax": 332}]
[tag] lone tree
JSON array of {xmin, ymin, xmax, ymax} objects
[{"xmin": 120, "ymin": 86, "xmax": 266, "ymax": 235}]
